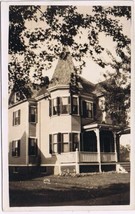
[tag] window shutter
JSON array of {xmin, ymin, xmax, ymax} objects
[
  {"xmin": 35, "ymin": 107, "xmax": 38, "ymax": 123},
  {"xmin": 49, "ymin": 134, "xmax": 52, "ymax": 154},
  {"xmin": 93, "ymin": 103, "xmax": 96, "ymax": 119},
  {"xmin": 28, "ymin": 138, "xmax": 31, "ymax": 156},
  {"xmin": 35, "ymin": 139, "xmax": 38, "ymax": 156},
  {"xmin": 57, "ymin": 132, "xmax": 61, "ymax": 154},
  {"xmin": 18, "ymin": 140, "xmax": 20, "ymax": 156},
  {"xmin": 13, "ymin": 112, "xmax": 15, "ymax": 126},
  {"xmin": 70, "ymin": 94, "xmax": 73, "ymax": 115},
  {"xmin": 18, "ymin": 110, "xmax": 21, "ymax": 124},
  {"xmin": 78, "ymin": 96, "xmax": 81, "ymax": 116},
  {"xmin": 29, "ymin": 106, "xmax": 31, "ymax": 122},
  {"xmin": 82, "ymin": 101, "xmax": 87, "ymax": 117},
  {"xmin": 49, "ymin": 100, "xmax": 52, "ymax": 116},
  {"xmin": 69, "ymin": 133, "xmax": 72, "ymax": 152},
  {"xmin": 57, "ymin": 97, "xmax": 60, "ymax": 115}
]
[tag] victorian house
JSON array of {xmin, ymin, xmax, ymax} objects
[{"xmin": 8, "ymin": 51, "xmax": 125, "ymax": 176}]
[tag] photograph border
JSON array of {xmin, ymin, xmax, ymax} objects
[{"xmin": 1, "ymin": 0, "xmax": 135, "ymax": 212}]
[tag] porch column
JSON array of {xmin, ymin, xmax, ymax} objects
[
  {"xmin": 113, "ymin": 132, "xmax": 118, "ymax": 162},
  {"xmin": 116, "ymin": 134, "xmax": 121, "ymax": 162},
  {"xmin": 76, "ymin": 148, "xmax": 79, "ymax": 174},
  {"xmin": 95, "ymin": 129, "xmax": 101, "ymax": 172}
]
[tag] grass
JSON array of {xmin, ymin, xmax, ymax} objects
[{"xmin": 9, "ymin": 172, "xmax": 130, "ymax": 207}]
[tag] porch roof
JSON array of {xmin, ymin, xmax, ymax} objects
[{"xmin": 83, "ymin": 123, "xmax": 120, "ymax": 131}]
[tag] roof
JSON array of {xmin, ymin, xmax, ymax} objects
[{"xmin": 49, "ymin": 50, "xmax": 75, "ymax": 87}]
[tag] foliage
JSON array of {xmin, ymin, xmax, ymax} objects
[
  {"xmin": 120, "ymin": 144, "xmax": 130, "ymax": 161},
  {"xmin": 8, "ymin": 5, "xmax": 131, "ymax": 126}
]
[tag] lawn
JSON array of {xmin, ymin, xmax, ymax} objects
[{"xmin": 9, "ymin": 172, "xmax": 130, "ymax": 207}]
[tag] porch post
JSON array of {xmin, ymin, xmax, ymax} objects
[
  {"xmin": 76, "ymin": 148, "xmax": 79, "ymax": 174},
  {"xmin": 95, "ymin": 129, "xmax": 101, "ymax": 172},
  {"xmin": 113, "ymin": 132, "xmax": 118, "ymax": 162}
]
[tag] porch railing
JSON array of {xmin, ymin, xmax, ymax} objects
[
  {"xmin": 101, "ymin": 152, "xmax": 116, "ymax": 162},
  {"xmin": 59, "ymin": 152, "xmax": 76, "ymax": 163},
  {"xmin": 59, "ymin": 150, "xmax": 117, "ymax": 164},
  {"xmin": 79, "ymin": 152, "xmax": 98, "ymax": 162}
]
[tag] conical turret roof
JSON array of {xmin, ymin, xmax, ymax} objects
[{"xmin": 49, "ymin": 48, "xmax": 75, "ymax": 87}]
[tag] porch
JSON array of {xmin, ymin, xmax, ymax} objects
[{"xmin": 59, "ymin": 150, "xmax": 117, "ymax": 164}]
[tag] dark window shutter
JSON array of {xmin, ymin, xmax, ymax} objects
[
  {"xmin": 35, "ymin": 107, "xmax": 38, "ymax": 123},
  {"xmin": 69, "ymin": 133, "xmax": 72, "ymax": 151},
  {"xmin": 35, "ymin": 139, "xmax": 38, "ymax": 156},
  {"xmin": 18, "ymin": 110, "xmax": 21, "ymax": 124},
  {"xmin": 28, "ymin": 138, "xmax": 30, "ymax": 155},
  {"xmin": 18, "ymin": 140, "xmax": 20, "ymax": 156},
  {"xmin": 49, "ymin": 134, "xmax": 52, "ymax": 154},
  {"xmin": 93, "ymin": 103, "xmax": 96, "ymax": 119},
  {"xmin": 29, "ymin": 106, "xmax": 31, "ymax": 122},
  {"xmin": 13, "ymin": 112, "xmax": 15, "ymax": 126},
  {"xmin": 57, "ymin": 133, "xmax": 61, "ymax": 154},
  {"xmin": 70, "ymin": 95, "xmax": 73, "ymax": 115},
  {"xmin": 82, "ymin": 101, "xmax": 87, "ymax": 117},
  {"xmin": 49, "ymin": 100, "xmax": 52, "ymax": 116},
  {"xmin": 57, "ymin": 97, "xmax": 60, "ymax": 115}
]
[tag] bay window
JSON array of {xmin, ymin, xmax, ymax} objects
[
  {"xmin": 49, "ymin": 132, "xmax": 80, "ymax": 154},
  {"xmin": 49, "ymin": 96, "xmax": 79, "ymax": 116}
]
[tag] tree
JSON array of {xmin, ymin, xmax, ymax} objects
[{"xmin": 8, "ymin": 5, "xmax": 131, "ymax": 126}]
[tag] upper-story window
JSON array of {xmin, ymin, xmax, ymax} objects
[
  {"xmin": 72, "ymin": 97, "xmax": 79, "ymax": 115},
  {"xmin": 61, "ymin": 97, "xmax": 70, "ymax": 114},
  {"xmin": 12, "ymin": 140, "xmax": 20, "ymax": 157},
  {"xmin": 49, "ymin": 96, "xmax": 79, "ymax": 116},
  {"xmin": 28, "ymin": 138, "xmax": 38, "ymax": 156},
  {"xmin": 13, "ymin": 110, "xmax": 21, "ymax": 126},
  {"xmin": 82, "ymin": 100, "xmax": 93, "ymax": 118},
  {"xmin": 29, "ymin": 106, "xmax": 37, "ymax": 123}
]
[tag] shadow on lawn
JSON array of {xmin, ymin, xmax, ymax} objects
[{"xmin": 9, "ymin": 182, "xmax": 130, "ymax": 207}]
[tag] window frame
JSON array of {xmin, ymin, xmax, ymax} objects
[
  {"xmin": 13, "ymin": 110, "xmax": 21, "ymax": 126},
  {"xmin": 28, "ymin": 138, "xmax": 38, "ymax": 156},
  {"xmin": 12, "ymin": 140, "xmax": 20, "ymax": 157},
  {"xmin": 60, "ymin": 97, "xmax": 70, "ymax": 115},
  {"xmin": 82, "ymin": 100, "xmax": 93, "ymax": 118},
  {"xmin": 29, "ymin": 105, "xmax": 37, "ymax": 123},
  {"xmin": 72, "ymin": 96, "xmax": 79, "ymax": 115}
]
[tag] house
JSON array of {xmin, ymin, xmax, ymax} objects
[{"xmin": 8, "ymin": 51, "xmax": 125, "ymax": 176}]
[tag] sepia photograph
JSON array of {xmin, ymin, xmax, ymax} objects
[{"xmin": 1, "ymin": 1, "xmax": 134, "ymax": 211}]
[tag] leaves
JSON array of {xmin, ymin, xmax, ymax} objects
[{"xmin": 8, "ymin": 5, "xmax": 131, "ymax": 126}]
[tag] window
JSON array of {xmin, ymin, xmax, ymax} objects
[
  {"xmin": 13, "ymin": 110, "xmax": 20, "ymax": 126},
  {"xmin": 12, "ymin": 140, "xmax": 20, "ymax": 157},
  {"xmin": 29, "ymin": 106, "xmax": 37, "ymax": 123},
  {"xmin": 28, "ymin": 138, "xmax": 37, "ymax": 156},
  {"xmin": 52, "ymin": 98, "xmax": 61, "ymax": 115},
  {"xmin": 72, "ymin": 97, "xmax": 79, "ymax": 115},
  {"xmin": 61, "ymin": 97, "xmax": 70, "ymax": 114},
  {"xmin": 53, "ymin": 134, "xmax": 58, "ymax": 153},
  {"xmin": 82, "ymin": 101, "xmax": 93, "ymax": 118},
  {"xmin": 49, "ymin": 132, "xmax": 80, "ymax": 154},
  {"xmin": 72, "ymin": 133, "xmax": 79, "ymax": 151},
  {"xmin": 62, "ymin": 133, "xmax": 69, "ymax": 152},
  {"xmin": 49, "ymin": 96, "xmax": 79, "ymax": 116}
]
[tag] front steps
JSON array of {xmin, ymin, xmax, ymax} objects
[{"xmin": 117, "ymin": 162, "xmax": 130, "ymax": 173}]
